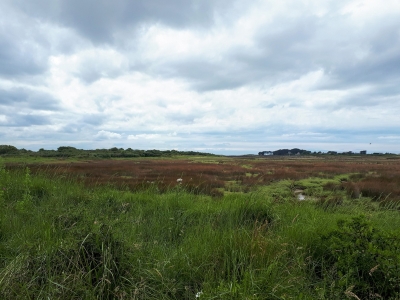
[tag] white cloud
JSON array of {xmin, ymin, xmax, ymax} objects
[
  {"xmin": 95, "ymin": 130, "xmax": 122, "ymax": 139},
  {"xmin": 128, "ymin": 134, "xmax": 160, "ymax": 140},
  {"xmin": 282, "ymin": 132, "xmax": 329, "ymax": 138},
  {"xmin": 127, "ymin": 132, "xmax": 181, "ymax": 141}
]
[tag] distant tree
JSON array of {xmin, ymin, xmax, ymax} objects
[
  {"xmin": 144, "ymin": 149, "xmax": 162, "ymax": 157},
  {"xmin": 273, "ymin": 148, "xmax": 309, "ymax": 155},
  {"xmin": 0, "ymin": 145, "xmax": 18, "ymax": 154},
  {"xmin": 57, "ymin": 146, "xmax": 77, "ymax": 152},
  {"xmin": 0, "ymin": 146, "xmax": 214, "ymax": 158}
]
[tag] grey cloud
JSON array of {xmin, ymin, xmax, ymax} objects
[
  {"xmin": 0, "ymin": 2, "xmax": 52, "ymax": 78},
  {"xmin": 0, "ymin": 2, "xmax": 100, "ymax": 82},
  {"xmin": 328, "ymin": 51, "xmax": 400, "ymax": 89},
  {"xmin": 334, "ymin": 89, "xmax": 400, "ymax": 110},
  {"xmin": 0, "ymin": 113, "xmax": 51, "ymax": 127},
  {"xmin": 0, "ymin": 32, "xmax": 47, "ymax": 78},
  {"xmin": 155, "ymin": 57, "xmax": 265, "ymax": 92},
  {"xmin": 368, "ymin": 83, "xmax": 400, "ymax": 99},
  {"xmin": 76, "ymin": 67, "xmax": 115, "ymax": 85},
  {"xmin": 155, "ymin": 60, "xmax": 272, "ymax": 93},
  {"xmin": 81, "ymin": 114, "xmax": 107, "ymax": 126},
  {"xmin": 57, "ymin": 114, "xmax": 107, "ymax": 134},
  {"xmin": 74, "ymin": 59, "xmax": 128, "ymax": 84},
  {"xmin": 312, "ymin": 17, "xmax": 400, "ymax": 90},
  {"xmin": 165, "ymin": 111, "xmax": 196, "ymax": 125},
  {"xmin": 152, "ymin": 16, "xmax": 322, "ymax": 91},
  {"xmin": 0, "ymin": 88, "xmax": 60, "ymax": 111},
  {"xmin": 12, "ymin": 0, "xmax": 233, "ymax": 43},
  {"xmin": 16, "ymin": 114, "xmax": 50, "ymax": 126},
  {"xmin": 255, "ymin": 16, "xmax": 318, "ymax": 57},
  {"xmin": 153, "ymin": 11, "xmax": 400, "ymax": 94},
  {"xmin": 58, "ymin": 125, "xmax": 82, "ymax": 134}
]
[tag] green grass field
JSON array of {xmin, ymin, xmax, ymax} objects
[{"xmin": 1, "ymin": 158, "xmax": 400, "ymax": 299}]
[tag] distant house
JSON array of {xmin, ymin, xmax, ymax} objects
[
  {"xmin": 260, "ymin": 148, "xmax": 309, "ymax": 156},
  {"xmin": 258, "ymin": 151, "xmax": 273, "ymax": 156},
  {"xmin": 360, "ymin": 150, "xmax": 367, "ymax": 155}
]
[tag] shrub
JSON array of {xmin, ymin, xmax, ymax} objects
[{"xmin": 313, "ymin": 215, "xmax": 400, "ymax": 299}]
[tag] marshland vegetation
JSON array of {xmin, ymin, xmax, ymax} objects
[{"xmin": 1, "ymin": 155, "xmax": 400, "ymax": 299}]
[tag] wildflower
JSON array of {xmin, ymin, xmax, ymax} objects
[{"xmin": 195, "ymin": 291, "xmax": 203, "ymax": 298}]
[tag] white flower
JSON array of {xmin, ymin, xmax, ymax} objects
[{"xmin": 195, "ymin": 291, "xmax": 203, "ymax": 298}]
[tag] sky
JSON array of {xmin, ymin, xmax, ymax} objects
[{"xmin": 1, "ymin": 0, "xmax": 400, "ymax": 155}]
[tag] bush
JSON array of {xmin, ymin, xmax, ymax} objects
[{"xmin": 313, "ymin": 215, "xmax": 400, "ymax": 299}]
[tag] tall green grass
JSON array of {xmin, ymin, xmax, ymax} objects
[{"xmin": 1, "ymin": 163, "xmax": 399, "ymax": 299}]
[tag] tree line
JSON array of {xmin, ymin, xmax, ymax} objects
[{"xmin": 0, "ymin": 145, "xmax": 215, "ymax": 158}]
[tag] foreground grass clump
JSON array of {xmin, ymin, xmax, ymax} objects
[
  {"xmin": 1, "ymin": 163, "xmax": 400, "ymax": 299},
  {"xmin": 0, "ymin": 166, "xmax": 277, "ymax": 299}
]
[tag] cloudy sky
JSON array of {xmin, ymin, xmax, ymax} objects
[{"xmin": 1, "ymin": 0, "xmax": 400, "ymax": 154}]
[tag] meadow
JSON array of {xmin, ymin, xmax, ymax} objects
[{"xmin": 1, "ymin": 155, "xmax": 400, "ymax": 299}]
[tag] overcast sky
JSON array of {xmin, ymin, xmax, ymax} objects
[{"xmin": 1, "ymin": 0, "xmax": 400, "ymax": 154}]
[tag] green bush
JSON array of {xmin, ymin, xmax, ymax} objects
[{"xmin": 314, "ymin": 215, "xmax": 400, "ymax": 299}]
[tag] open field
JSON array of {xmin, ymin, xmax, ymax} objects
[{"xmin": 1, "ymin": 155, "xmax": 400, "ymax": 299}]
